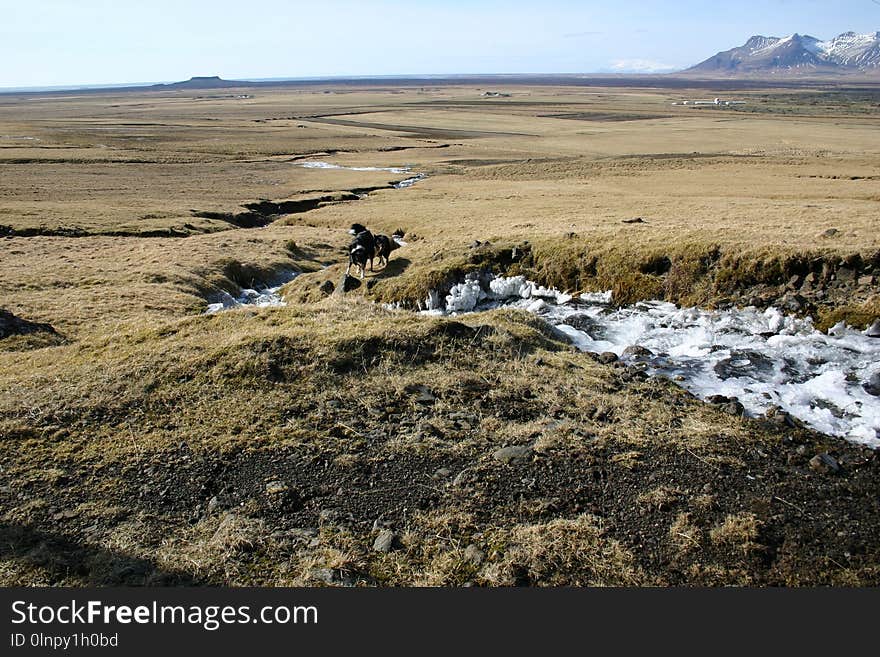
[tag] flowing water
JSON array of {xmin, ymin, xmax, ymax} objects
[{"xmin": 418, "ymin": 274, "xmax": 880, "ymax": 447}]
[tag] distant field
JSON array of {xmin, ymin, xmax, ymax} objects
[
  {"xmin": 2, "ymin": 82, "xmax": 877, "ymax": 333},
  {"xmin": 1, "ymin": 81, "xmax": 879, "ymax": 587}
]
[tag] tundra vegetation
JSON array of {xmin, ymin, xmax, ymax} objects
[{"xmin": 1, "ymin": 81, "xmax": 878, "ymax": 585}]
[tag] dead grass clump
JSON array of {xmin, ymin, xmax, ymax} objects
[
  {"xmin": 709, "ymin": 512, "xmax": 763, "ymax": 554},
  {"xmin": 609, "ymin": 450, "xmax": 642, "ymax": 468},
  {"xmin": 533, "ymin": 420, "xmax": 595, "ymax": 453},
  {"xmin": 209, "ymin": 512, "xmax": 266, "ymax": 555},
  {"xmin": 669, "ymin": 512, "xmax": 702, "ymax": 554},
  {"xmin": 480, "ymin": 515, "xmax": 655, "ymax": 586},
  {"xmin": 691, "ymin": 494, "xmax": 716, "ymax": 511},
  {"xmin": 637, "ymin": 486, "xmax": 682, "ymax": 511}
]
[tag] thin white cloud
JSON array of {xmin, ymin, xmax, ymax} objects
[{"xmin": 609, "ymin": 58, "xmax": 678, "ymax": 73}]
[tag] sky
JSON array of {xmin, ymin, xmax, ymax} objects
[{"xmin": 2, "ymin": 0, "xmax": 879, "ymax": 88}]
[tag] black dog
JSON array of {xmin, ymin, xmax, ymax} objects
[
  {"xmin": 346, "ymin": 223, "xmax": 375, "ymax": 279},
  {"xmin": 374, "ymin": 230, "xmax": 406, "ymax": 268}
]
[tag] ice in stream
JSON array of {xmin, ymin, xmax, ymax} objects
[
  {"xmin": 204, "ymin": 271, "xmax": 298, "ymax": 314},
  {"xmin": 297, "ymin": 161, "xmax": 426, "ymax": 188},
  {"xmin": 422, "ymin": 274, "xmax": 880, "ymax": 447}
]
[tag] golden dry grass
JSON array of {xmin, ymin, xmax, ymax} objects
[
  {"xmin": 2, "ymin": 83, "xmax": 878, "ymax": 339},
  {"xmin": 1, "ymin": 81, "xmax": 879, "ymax": 587}
]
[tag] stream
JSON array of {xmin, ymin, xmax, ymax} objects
[
  {"xmin": 205, "ymin": 271, "xmax": 299, "ymax": 314},
  {"xmin": 419, "ymin": 274, "xmax": 880, "ymax": 447},
  {"xmin": 297, "ymin": 161, "xmax": 427, "ymax": 189}
]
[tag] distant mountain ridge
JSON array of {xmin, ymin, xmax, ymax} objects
[
  {"xmin": 151, "ymin": 76, "xmax": 245, "ymax": 89},
  {"xmin": 685, "ymin": 31, "xmax": 880, "ymax": 76}
]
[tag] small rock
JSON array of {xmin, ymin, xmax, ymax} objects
[
  {"xmin": 493, "ymin": 445, "xmax": 533, "ymax": 464},
  {"xmin": 407, "ymin": 384, "xmax": 437, "ymax": 404},
  {"xmin": 786, "ymin": 274, "xmax": 802, "ymax": 290},
  {"xmin": 372, "ymin": 517, "xmax": 391, "ymax": 531},
  {"xmin": 373, "ymin": 529, "xmax": 398, "ymax": 553},
  {"xmin": 419, "ymin": 422, "xmax": 444, "ymax": 438},
  {"xmin": 619, "ymin": 369, "xmax": 648, "ymax": 382},
  {"xmin": 722, "ymin": 400, "xmax": 745, "ymax": 416},
  {"xmin": 809, "ymin": 453, "xmax": 840, "ymax": 475},
  {"xmin": 206, "ymin": 496, "xmax": 220, "ymax": 516},
  {"xmin": 857, "ymin": 275, "xmax": 873, "ymax": 287},
  {"xmin": 865, "ymin": 319, "xmax": 880, "ymax": 338},
  {"xmin": 310, "ymin": 567, "xmax": 337, "ymax": 584},
  {"xmin": 452, "ymin": 470, "xmax": 470, "ymax": 487},
  {"xmin": 288, "ymin": 528, "xmax": 318, "ymax": 541},
  {"xmin": 319, "ymin": 509, "xmax": 341, "ymax": 523},
  {"xmin": 463, "ymin": 544, "xmax": 485, "ymax": 566},
  {"xmin": 707, "ymin": 394, "xmax": 731, "ymax": 405},
  {"xmin": 836, "ymin": 266, "xmax": 856, "ymax": 282},
  {"xmin": 597, "ymin": 351, "xmax": 618, "ymax": 364},
  {"xmin": 863, "ymin": 372, "xmax": 880, "ymax": 396},
  {"xmin": 819, "ymin": 228, "xmax": 840, "ymax": 238},
  {"xmin": 469, "ymin": 240, "xmax": 482, "ymax": 249},
  {"xmin": 781, "ymin": 294, "xmax": 807, "ymax": 313},
  {"xmin": 319, "ymin": 280, "xmax": 335, "ymax": 296},
  {"xmin": 622, "ymin": 217, "xmax": 644, "ymax": 224},
  {"xmin": 765, "ymin": 406, "xmax": 796, "ymax": 427},
  {"xmin": 622, "ymin": 345, "xmax": 653, "ymax": 358},
  {"xmin": 340, "ymin": 273, "xmax": 361, "ymax": 293},
  {"xmin": 433, "ymin": 467, "xmax": 452, "ymax": 479}
]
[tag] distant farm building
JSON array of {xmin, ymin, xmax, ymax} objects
[{"xmin": 672, "ymin": 97, "xmax": 747, "ymax": 107}]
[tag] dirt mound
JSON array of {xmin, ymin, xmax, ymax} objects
[{"xmin": 0, "ymin": 309, "xmax": 65, "ymax": 349}]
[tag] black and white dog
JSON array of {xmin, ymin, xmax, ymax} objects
[
  {"xmin": 346, "ymin": 223, "xmax": 375, "ymax": 279},
  {"xmin": 373, "ymin": 230, "xmax": 406, "ymax": 268}
]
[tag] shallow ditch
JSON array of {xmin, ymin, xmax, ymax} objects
[{"xmin": 192, "ymin": 161, "xmax": 427, "ymax": 229}]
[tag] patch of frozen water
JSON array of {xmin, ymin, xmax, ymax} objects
[
  {"xmin": 419, "ymin": 274, "xmax": 880, "ymax": 447},
  {"xmin": 204, "ymin": 271, "xmax": 298, "ymax": 314},
  {"xmin": 297, "ymin": 161, "xmax": 427, "ymax": 187},
  {"xmin": 394, "ymin": 173, "xmax": 427, "ymax": 188}
]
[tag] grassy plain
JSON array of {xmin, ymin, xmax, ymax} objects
[{"xmin": 1, "ymin": 81, "xmax": 879, "ymax": 585}]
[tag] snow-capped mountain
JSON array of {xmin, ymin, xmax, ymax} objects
[
  {"xmin": 820, "ymin": 31, "xmax": 880, "ymax": 67},
  {"xmin": 685, "ymin": 31, "xmax": 880, "ymax": 76}
]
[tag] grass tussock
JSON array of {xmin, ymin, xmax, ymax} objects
[
  {"xmin": 481, "ymin": 515, "xmax": 656, "ymax": 586},
  {"xmin": 709, "ymin": 513, "xmax": 763, "ymax": 554}
]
